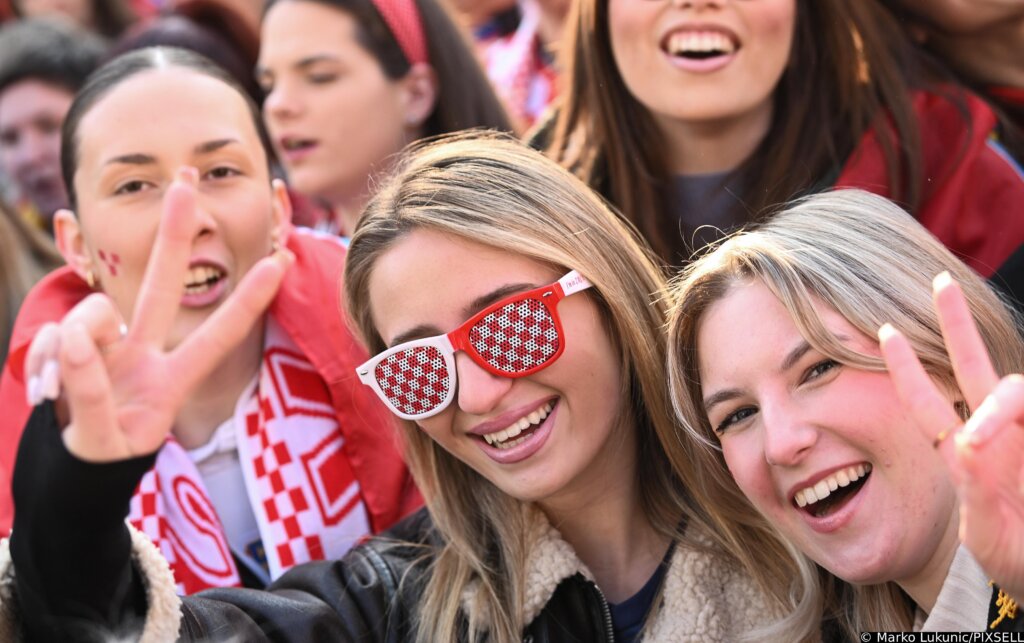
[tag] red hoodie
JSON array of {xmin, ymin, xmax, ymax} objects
[{"xmin": 836, "ymin": 89, "xmax": 1024, "ymax": 278}]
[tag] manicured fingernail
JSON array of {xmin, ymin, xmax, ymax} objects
[
  {"xmin": 955, "ymin": 430, "xmax": 972, "ymax": 454},
  {"xmin": 878, "ymin": 323, "xmax": 896, "ymax": 342},
  {"xmin": 963, "ymin": 396, "xmax": 999, "ymax": 446},
  {"xmin": 41, "ymin": 359, "xmax": 61, "ymax": 400},
  {"xmin": 26, "ymin": 375, "xmax": 41, "ymax": 406},
  {"xmin": 933, "ymin": 271, "xmax": 952, "ymax": 291}
]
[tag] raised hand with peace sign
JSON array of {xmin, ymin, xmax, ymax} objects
[
  {"xmin": 23, "ymin": 166, "xmax": 294, "ymax": 462},
  {"xmin": 881, "ymin": 272, "xmax": 1024, "ymax": 605}
]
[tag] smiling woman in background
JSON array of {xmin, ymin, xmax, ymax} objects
[{"xmin": 541, "ymin": 0, "xmax": 1024, "ymax": 300}]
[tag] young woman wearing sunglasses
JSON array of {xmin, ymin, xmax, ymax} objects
[
  {"xmin": 1, "ymin": 132, "xmax": 777, "ymax": 641},
  {"xmin": 666, "ymin": 189, "xmax": 1024, "ymax": 637},
  {"xmin": 0, "ymin": 46, "xmax": 421, "ymax": 595}
]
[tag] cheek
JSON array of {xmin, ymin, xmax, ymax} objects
[
  {"xmin": 749, "ymin": 3, "xmax": 796, "ymax": 64},
  {"xmin": 607, "ymin": 1, "xmax": 647, "ymax": 67},
  {"xmin": 96, "ymin": 248, "xmax": 122, "ymax": 277},
  {"xmin": 721, "ymin": 437, "xmax": 775, "ymax": 507},
  {"xmin": 413, "ymin": 413, "xmax": 459, "ymax": 453}
]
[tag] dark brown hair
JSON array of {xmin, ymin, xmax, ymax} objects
[
  {"xmin": 60, "ymin": 46, "xmax": 270, "ymax": 209},
  {"xmin": 546, "ymin": 0, "xmax": 930, "ymax": 264},
  {"xmin": 263, "ymin": 0, "xmax": 513, "ymax": 136}
]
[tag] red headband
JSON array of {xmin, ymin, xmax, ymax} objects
[{"xmin": 370, "ymin": 0, "xmax": 428, "ymax": 66}]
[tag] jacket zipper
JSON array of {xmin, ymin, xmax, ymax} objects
[{"xmin": 590, "ymin": 580, "xmax": 615, "ymax": 642}]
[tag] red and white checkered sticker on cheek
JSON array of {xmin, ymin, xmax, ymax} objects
[
  {"xmin": 374, "ymin": 345, "xmax": 451, "ymax": 415},
  {"xmin": 469, "ymin": 298, "xmax": 559, "ymax": 373}
]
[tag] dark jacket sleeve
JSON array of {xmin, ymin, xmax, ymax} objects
[
  {"xmin": 172, "ymin": 514, "xmax": 430, "ymax": 642},
  {"xmin": 10, "ymin": 401, "xmax": 156, "ymax": 642},
  {"xmin": 181, "ymin": 547, "xmax": 420, "ymax": 642},
  {"xmin": 180, "ymin": 511, "xmax": 435, "ymax": 642}
]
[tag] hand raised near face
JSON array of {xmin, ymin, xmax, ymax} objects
[
  {"xmin": 880, "ymin": 272, "xmax": 1024, "ymax": 604},
  {"xmin": 23, "ymin": 167, "xmax": 294, "ymax": 463}
]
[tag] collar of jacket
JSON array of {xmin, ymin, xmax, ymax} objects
[{"xmin": 460, "ymin": 508, "xmax": 779, "ymax": 641}]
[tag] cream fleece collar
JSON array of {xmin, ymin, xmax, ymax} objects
[{"xmin": 462, "ymin": 510, "xmax": 779, "ymax": 642}]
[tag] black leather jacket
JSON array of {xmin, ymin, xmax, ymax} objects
[{"xmin": 180, "ymin": 508, "xmax": 617, "ymax": 642}]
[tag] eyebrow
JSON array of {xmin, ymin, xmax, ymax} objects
[
  {"xmin": 702, "ymin": 340, "xmax": 814, "ymax": 413},
  {"xmin": 387, "ymin": 281, "xmax": 541, "ymax": 347},
  {"xmin": 102, "ymin": 139, "xmax": 241, "ymax": 167},
  {"xmin": 256, "ymin": 54, "xmax": 339, "ymax": 78},
  {"xmin": 294, "ymin": 55, "xmax": 339, "ymax": 70}
]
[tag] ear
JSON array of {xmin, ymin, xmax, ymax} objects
[
  {"xmin": 398, "ymin": 62, "xmax": 439, "ymax": 130},
  {"xmin": 53, "ymin": 208, "xmax": 94, "ymax": 281},
  {"xmin": 270, "ymin": 179, "xmax": 294, "ymax": 248}
]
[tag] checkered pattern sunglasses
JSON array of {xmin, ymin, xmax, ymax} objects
[{"xmin": 356, "ymin": 270, "xmax": 593, "ymax": 420}]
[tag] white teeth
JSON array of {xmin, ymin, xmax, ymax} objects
[
  {"xmin": 184, "ymin": 266, "xmax": 224, "ymax": 293},
  {"xmin": 793, "ymin": 464, "xmax": 872, "ymax": 508},
  {"xmin": 667, "ymin": 30, "xmax": 736, "ymax": 57},
  {"xmin": 481, "ymin": 402, "xmax": 553, "ymax": 447}
]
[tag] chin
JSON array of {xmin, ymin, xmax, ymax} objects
[{"xmin": 816, "ymin": 548, "xmax": 896, "ymax": 586}]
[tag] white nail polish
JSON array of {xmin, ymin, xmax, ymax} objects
[
  {"xmin": 41, "ymin": 359, "xmax": 60, "ymax": 400},
  {"xmin": 26, "ymin": 375, "xmax": 41, "ymax": 406}
]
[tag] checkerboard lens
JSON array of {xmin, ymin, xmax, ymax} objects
[
  {"xmin": 374, "ymin": 345, "xmax": 451, "ymax": 415},
  {"xmin": 469, "ymin": 298, "xmax": 559, "ymax": 374}
]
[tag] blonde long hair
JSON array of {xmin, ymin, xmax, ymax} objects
[
  {"xmin": 666, "ymin": 188, "xmax": 1024, "ymax": 637},
  {"xmin": 344, "ymin": 132, "xmax": 742, "ymax": 642}
]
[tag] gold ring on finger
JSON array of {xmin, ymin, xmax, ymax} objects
[{"xmin": 933, "ymin": 422, "xmax": 959, "ymax": 449}]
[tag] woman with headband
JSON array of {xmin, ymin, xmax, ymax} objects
[
  {"xmin": 256, "ymin": 0, "xmax": 513, "ymax": 237},
  {"xmin": 0, "ymin": 47, "xmax": 421, "ymax": 595},
  {"xmin": 1, "ymin": 133, "xmax": 776, "ymax": 642}
]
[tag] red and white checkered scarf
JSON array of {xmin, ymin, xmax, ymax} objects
[{"xmin": 127, "ymin": 318, "xmax": 371, "ymax": 594}]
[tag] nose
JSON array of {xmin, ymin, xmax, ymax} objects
[
  {"xmin": 263, "ymin": 79, "xmax": 302, "ymax": 123},
  {"xmin": 760, "ymin": 401, "xmax": 818, "ymax": 468},
  {"xmin": 176, "ymin": 166, "xmax": 219, "ymax": 239},
  {"xmin": 455, "ymin": 352, "xmax": 513, "ymax": 416}
]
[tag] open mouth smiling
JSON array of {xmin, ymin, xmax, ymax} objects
[
  {"xmin": 793, "ymin": 464, "xmax": 872, "ymax": 518},
  {"xmin": 663, "ymin": 28, "xmax": 739, "ymax": 61},
  {"xmin": 480, "ymin": 401, "xmax": 554, "ymax": 450}
]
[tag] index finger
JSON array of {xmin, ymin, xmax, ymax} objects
[
  {"xmin": 933, "ymin": 272, "xmax": 1000, "ymax": 413},
  {"xmin": 128, "ymin": 167, "xmax": 199, "ymax": 347}
]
